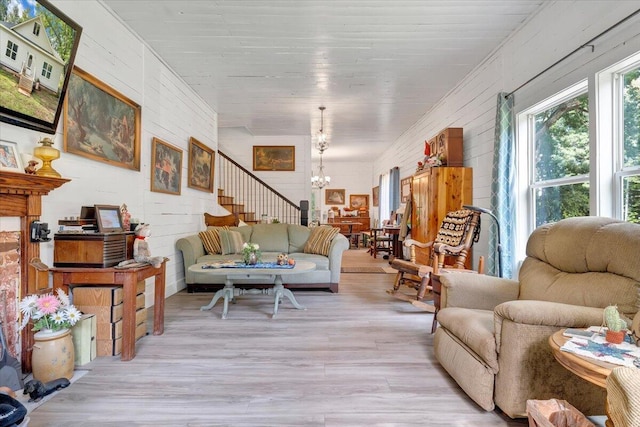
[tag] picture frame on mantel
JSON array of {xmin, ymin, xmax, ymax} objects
[
  {"xmin": 253, "ymin": 145, "xmax": 295, "ymax": 171},
  {"xmin": 0, "ymin": 140, "xmax": 22, "ymax": 172},
  {"xmin": 63, "ymin": 67, "xmax": 141, "ymax": 171},
  {"xmin": 187, "ymin": 137, "xmax": 214, "ymax": 193},
  {"xmin": 151, "ymin": 137, "xmax": 182, "ymax": 195}
]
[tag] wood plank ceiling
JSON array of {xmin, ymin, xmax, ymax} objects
[{"xmin": 101, "ymin": 1, "xmax": 544, "ymax": 162}]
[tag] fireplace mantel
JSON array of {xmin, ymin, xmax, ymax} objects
[{"xmin": 0, "ymin": 170, "xmax": 70, "ymax": 371}]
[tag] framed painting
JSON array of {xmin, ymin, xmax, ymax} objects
[
  {"xmin": 401, "ymin": 176, "xmax": 412, "ymax": 203},
  {"xmin": 187, "ymin": 137, "xmax": 214, "ymax": 193},
  {"xmin": 253, "ymin": 145, "xmax": 295, "ymax": 171},
  {"xmin": 151, "ymin": 137, "xmax": 182, "ymax": 195},
  {"xmin": 0, "ymin": 141, "xmax": 22, "ymax": 172},
  {"xmin": 372, "ymin": 186, "xmax": 379, "ymax": 207},
  {"xmin": 325, "ymin": 189, "xmax": 345, "ymax": 205},
  {"xmin": 63, "ymin": 67, "xmax": 141, "ymax": 171},
  {"xmin": 350, "ymin": 194, "xmax": 369, "ymax": 210}
]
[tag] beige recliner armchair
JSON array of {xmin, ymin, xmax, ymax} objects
[{"xmin": 433, "ymin": 216, "xmax": 640, "ymax": 418}]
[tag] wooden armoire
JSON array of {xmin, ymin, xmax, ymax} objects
[{"xmin": 410, "ymin": 166, "xmax": 473, "ymax": 266}]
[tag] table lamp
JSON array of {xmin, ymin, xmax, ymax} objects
[{"xmin": 34, "ymin": 137, "xmax": 61, "ymax": 178}]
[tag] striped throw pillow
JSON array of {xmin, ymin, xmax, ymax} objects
[
  {"xmin": 219, "ymin": 230, "xmax": 245, "ymax": 255},
  {"xmin": 198, "ymin": 226, "xmax": 229, "ymax": 254},
  {"xmin": 304, "ymin": 226, "xmax": 340, "ymax": 256}
]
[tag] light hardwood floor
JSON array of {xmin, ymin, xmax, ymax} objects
[{"xmin": 27, "ymin": 249, "xmax": 528, "ymax": 426}]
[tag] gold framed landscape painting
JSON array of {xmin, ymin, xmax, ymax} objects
[
  {"xmin": 63, "ymin": 67, "xmax": 141, "ymax": 171},
  {"xmin": 188, "ymin": 137, "xmax": 214, "ymax": 193},
  {"xmin": 151, "ymin": 137, "xmax": 182, "ymax": 195},
  {"xmin": 350, "ymin": 194, "xmax": 369, "ymax": 210},
  {"xmin": 253, "ymin": 145, "xmax": 295, "ymax": 171}
]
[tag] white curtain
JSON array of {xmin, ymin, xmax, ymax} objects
[{"xmin": 379, "ymin": 172, "xmax": 391, "ymax": 225}]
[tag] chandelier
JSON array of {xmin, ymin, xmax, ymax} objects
[
  {"xmin": 314, "ymin": 106, "xmax": 329, "ymax": 153},
  {"xmin": 311, "ymin": 150, "xmax": 331, "ymax": 189}
]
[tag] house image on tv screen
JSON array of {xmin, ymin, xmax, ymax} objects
[{"xmin": 0, "ymin": 16, "xmax": 65, "ymax": 94}]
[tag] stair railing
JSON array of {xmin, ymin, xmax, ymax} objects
[{"xmin": 218, "ymin": 150, "xmax": 305, "ymax": 225}]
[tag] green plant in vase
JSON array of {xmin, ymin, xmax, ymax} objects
[
  {"xmin": 603, "ymin": 305, "xmax": 628, "ymax": 344},
  {"xmin": 242, "ymin": 242, "xmax": 261, "ymax": 265}
]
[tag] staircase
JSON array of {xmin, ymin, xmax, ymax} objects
[{"xmin": 218, "ymin": 150, "xmax": 306, "ymax": 225}]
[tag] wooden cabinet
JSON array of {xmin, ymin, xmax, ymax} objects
[
  {"xmin": 328, "ymin": 216, "xmax": 370, "ymax": 234},
  {"xmin": 427, "ymin": 127, "xmax": 463, "ymax": 166},
  {"xmin": 411, "ymin": 167, "xmax": 473, "ymax": 265}
]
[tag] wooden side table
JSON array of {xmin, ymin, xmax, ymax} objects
[
  {"xmin": 549, "ymin": 329, "xmax": 615, "ymax": 426},
  {"xmin": 51, "ymin": 260, "xmax": 167, "ymax": 361}
]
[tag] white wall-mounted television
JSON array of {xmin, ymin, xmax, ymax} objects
[{"xmin": 0, "ymin": 0, "xmax": 82, "ymax": 134}]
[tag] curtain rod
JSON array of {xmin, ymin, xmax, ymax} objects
[{"xmin": 505, "ymin": 8, "xmax": 640, "ymax": 99}]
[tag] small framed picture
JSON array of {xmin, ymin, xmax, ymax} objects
[
  {"xmin": 188, "ymin": 137, "xmax": 214, "ymax": 193},
  {"xmin": 325, "ymin": 189, "xmax": 345, "ymax": 205},
  {"xmin": 350, "ymin": 194, "xmax": 369, "ymax": 210},
  {"xmin": 372, "ymin": 186, "xmax": 379, "ymax": 207},
  {"xmin": 0, "ymin": 141, "xmax": 23, "ymax": 172},
  {"xmin": 94, "ymin": 204, "xmax": 124, "ymax": 233},
  {"xmin": 151, "ymin": 137, "xmax": 183, "ymax": 195}
]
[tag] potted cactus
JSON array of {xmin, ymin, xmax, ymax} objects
[{"xmin": 603, "ymin": 305, "xmax": 627, "ymax": 344}]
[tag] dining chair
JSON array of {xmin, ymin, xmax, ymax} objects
[{"xmin": 369, "ymin": 220, "xmax": 393, "ymax": 258}]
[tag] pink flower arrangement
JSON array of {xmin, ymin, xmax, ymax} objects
[{"xmin": 19, "ymin": 289, "xmax": 81, "ymax": 333}]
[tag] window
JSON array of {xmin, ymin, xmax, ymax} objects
[
  {"xmin": 519, "ymin": 82, "xmax": 590, "ymax": 228},
  {"xmin": 33, "ymin": 22, "xmax": 40, "ymax": 36},
  {"xmin": 41, "ymin": 62, "xmax": 52, "ymax": 79},
  {"xmin": 617, "ymin": 65, "xmax": 640, "ymax": 223},
  {"xmin": 5, "ymin": 41, "xmax": 18, "ymax": 60},
  {"xmin": 514, "ymin": 50, "xmax": 640, "ymax": 263}
]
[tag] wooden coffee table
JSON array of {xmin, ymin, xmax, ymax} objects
[
  {"xmin": 549, "ymin": 329, "xmax": 615, "ymax": 426},
  {"xmin": 189, "ymin": 260, "xmax": 315, "ymax": 319}
]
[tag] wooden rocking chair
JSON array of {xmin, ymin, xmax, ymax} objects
[{"xmin": 387, "ymin": 208, "xmax": 483, "ymax": 310}]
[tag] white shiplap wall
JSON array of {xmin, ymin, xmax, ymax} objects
[
  {"xmin": 0, "ymin": 0, "xmax": 219, "ymax": 300},
  {"xmin": 373, "ymin": 1, "xmax": 640, "ymax": 270}
]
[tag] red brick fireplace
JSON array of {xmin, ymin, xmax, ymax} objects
[{"xmin": 0, "ymin": 170, "xmax": 69, "ymax": 371}]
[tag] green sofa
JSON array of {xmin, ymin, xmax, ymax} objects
[{"xmin": 176, "ymin": 223, "xmax": 349, "ymax": 293}]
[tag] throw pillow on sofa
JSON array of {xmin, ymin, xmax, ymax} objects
[
  {"xmin": 219, "ymin": 230, "xmax": 245, "ymax": 255},
  {"xmin": 198, "ymin": 226, "xmax": 229, "ymax": 254},
  {"xmin": 304, "ymin": 226, "xmax": 340, "ymax": 256}
]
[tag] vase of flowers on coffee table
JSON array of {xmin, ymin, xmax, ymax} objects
[{"xmin": 242, "ymin": 242, "xmax": 261, "ymax": 265}]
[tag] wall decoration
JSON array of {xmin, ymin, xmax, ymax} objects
[
  {"xmin": 151, "ymin": 137, "xmax": 182, "ymax": 195},
  {"xmin": 350, "ymin": 194, "xmax": 369, "ymax": 210},
  {"xmin": 253, "ymin": 145, "xmax": 295, "ymax": 171},
  {"xmin": 325, "ymin": 189, "xmax": 345, "ymax": 205},
  {"xmin": 188, "ymin": 137, "xmax": 214, "ymax": 193},
  {"xmin": 63, "ymin": 67, "xmax": 141, "ymax": 171},
  {"xmin": 372, "ymin": 186, "xmax": 379, "ymax": 207},
  {"xmin": 0, "ymin": 140, "xmax": 22, "ymax": 172},
  {"xmin": 401, "ymin": 176, "xmax": 412, "ymax": 203}
]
